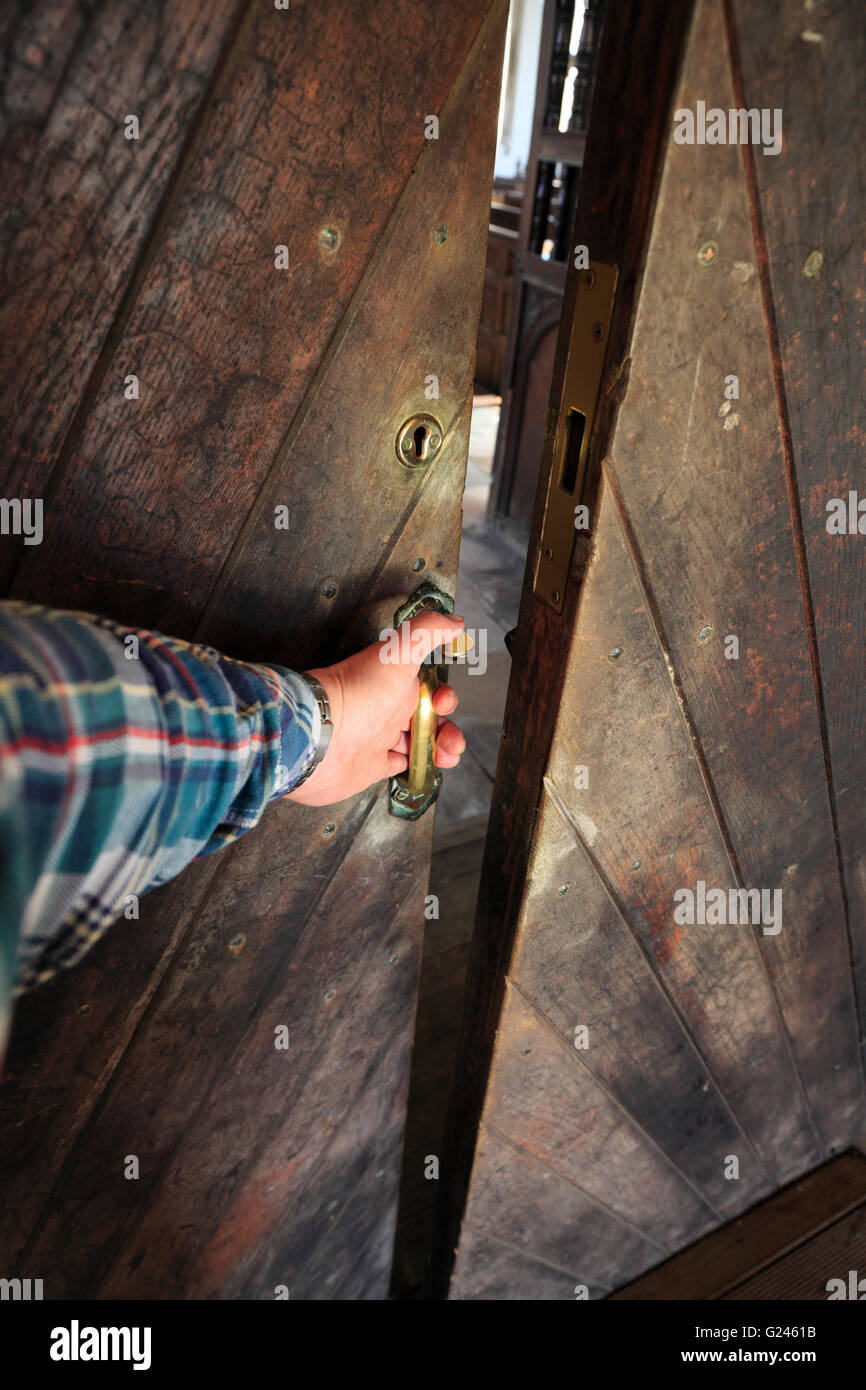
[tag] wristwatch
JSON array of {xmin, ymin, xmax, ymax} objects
[{"xmin": 292, "ymin": 672, "xmax": 333, "ymax": 788}]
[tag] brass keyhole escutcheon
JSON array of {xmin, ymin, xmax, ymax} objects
[{"xmin": 395, "ymin": 414, "xmax": 444, "ymax": 469}]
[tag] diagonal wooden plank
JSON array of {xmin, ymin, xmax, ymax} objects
[
  {"xmin": 725, "ymin": 0, "xmax": 866, "ymax": 1067},
  {"xmin": 8, "ymin": 0, "xmax": 499, "ymax": 639},
  {"xmin": 482, "ymin": 979, "xmax": 722, "ymax": 1244},
  {"xmin": 606, "ymin": 0, "xmax": 864, "ymax": 1150},
  {"xmin": 450, "ymin": 1124, "xmax": 662, "ymax": 1299},
  {"xmin": 510, "ymin": 779, "xmax": 777, "ymax": 1208},
  {"xmin": 448, "ymin": 476, "xmax": 817, "ymax": 1295},
  {"xmin": 0, "ymin": 0, "xmax": 246, "ymax": 520},
  {"xmin": 538, "ymin": 480, "xmax": 819, "ymax": 1186},
  {"xmin": 90, "ymin": 796, "xmax": 431, "ymax": 1299},
  {"xmin": 0, "ymin": 841, "xmax": 223, "ymax": 1264},
  {"xmin": 453, "ymin": 1227, "xmax": 611, "ymax": 1301},
  {"xmin": 192, "ymin": 0, "xmax": 510, "ymax": 670},
  {"xmin": 2, "ymin": 791, "xmax": 373, "ymax": 1276}
]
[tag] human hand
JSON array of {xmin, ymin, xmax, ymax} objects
[{"xmin": 286, "ymin": 611, "xmax": 467, "ymax": 807}]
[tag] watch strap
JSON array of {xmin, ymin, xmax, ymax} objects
[{"xmin": 292, "ymin": 672, "xmax": 333, "ymax": 788}]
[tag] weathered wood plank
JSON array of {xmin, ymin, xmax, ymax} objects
[
  {"xmin": 535, "ymin": 485, "xmax": 818, "ymax": 1190},
  {"xmin": 0, "ymin": 848, "xmax": 221, "ymax": 1265},
  {"xmin": 450, "ymin": 1229, "xmax": 598, "ymax": 1301},
  {"xmin": 8, "ymin": 0, "xmax": 499, "ymax": 639},
  {"xmin": 196, "ymin": 1, "xmax": 508, "ymax": 669},
  {"xmin": 726, "ymin": 0, "xmax": 866, "ymax": 1067},
  {"xmin": 613, "ymin": 1150, "xmax": 866, "ymax": 1299},
  {"xmin": 86, "ymin": 797, "xmax": 429, "ymax": 1299},
  {"xmin": 15, "ymin": 792, "xmax": 425, "ymax": 1298},
  {"xmin": 725, "ymin": 1203, "xmax": 866, "ymax": 1300},
  {"xmin": 449, "ymin": 1123, "xmax": 663, "ymax": 1300},
  {"xmin": 0, "ymin": 789, "xmax": 372, "ymax": 1273},
  {"xmin": 449, "ymin": 475, "xmax": 822, "ymax": 1297},
  {"xmin": 0, "ymin": 0, "xmax": 244, "ymax": 520},
  {"xmin": 478, "ymin": 981, "xmax": 720, "ymax": 1247},
  {"xmin": 607, "ymin": 0, "xmax": 863, "ymax": 1149}
]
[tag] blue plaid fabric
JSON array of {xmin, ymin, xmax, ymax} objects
[{"xmin": 0, "ymin": 601, "xmax": 319, "ymax": 1045}]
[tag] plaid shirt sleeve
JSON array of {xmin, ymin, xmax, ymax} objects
[{"xmin": 0, "ymin": 600, "xmax": 321, "ymax": 1035}]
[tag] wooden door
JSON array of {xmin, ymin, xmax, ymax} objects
[
  {"xmin": 0, "ymin": 0, "xmax": 507, "ymax": 1299},
  {"xmin": 443, "ymin": 0, "xmax": 866, "ymax": 1298}
]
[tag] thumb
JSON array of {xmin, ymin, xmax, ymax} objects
[{"xmin": 395, "ymin": 611, "xmax": 465, "ymax": 668}]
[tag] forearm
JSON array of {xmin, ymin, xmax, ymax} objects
[{"xmin": 0, "ymin": 601, "xmax": 319, "ymax": 1015}]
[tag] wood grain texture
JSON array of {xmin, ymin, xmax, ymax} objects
[
  {"xmin": 0, "ymin": 0, "xmax": 507, "ymax": 1299},
  {"xmin": 726, "ymin": 0, "xmax": 866, "ymax": 1069},
  {"xmin": 446, "ymin": 0, "xmax": 865, "ymax": 1299},
  {"xmin": 613, "ymin": 1150, "xmax": 866, "ymax": 1299},
  {"xmin": 92, "ymin": 797, "xmax": 428, "ymax": 1300},
  {"xmin": 449, "ymin": 1229, "xmax": 595, "ymax": 1301},
  {"xmin": 725, "ymin": 1203, "xmax": 866, "ymax": 1300},
  {"xmin": 196, "ymin": 2, "xmax": 509, "ymax": 668},
  {"xmin": 607, "ymin": 0, "xmax": 863, "ymax": 1155},
  {"xmin": 471, "ymin": 978, "xmax": 718, "ymax": 1248},
  {"xmin": 3, "ymin": 791, "xmax": 374, "ymax": 1293},
  {"xmin": 537, "ymin": 489, "xmax": 817, "ymax": 1190},
  {"xmin": 0, "ymin": 848, "xmax": 222, "ymax": 1264},
  {"xmin": 0, "ymin": 0, "xmax": 244, "ymax": 517},
  {"xmin": 450, "ymin": 1124, "xmax": 662, "ymax": 1300},
  {"xmin": 6, "ymin": 0, "xmax": 498, "ymax": 637}
]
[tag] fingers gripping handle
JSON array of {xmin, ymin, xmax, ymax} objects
[{"xmin": 388, "ymin": 581, "xmax": 454, "ymax": 821}]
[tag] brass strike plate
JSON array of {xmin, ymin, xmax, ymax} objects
[{"xmin": 533, "ymin": 260, "xmax": 618, "ymax": 612}]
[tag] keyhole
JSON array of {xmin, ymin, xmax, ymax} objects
[
  {"xmin": 395, "ymin": 414, "xmax": 443, "ymax": 468},
  {"xmin": 413, "ymin": 424, "xmax": 429, "ymax": 461}
]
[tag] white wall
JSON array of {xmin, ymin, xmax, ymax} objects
[{"xmin": 494, "ymin": 0, "xmax": 545, "ymax": 183}]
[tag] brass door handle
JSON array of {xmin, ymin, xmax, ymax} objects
[{"xmin": 388, "ymin": 580, "xmax": 454, "ymax": 821}]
